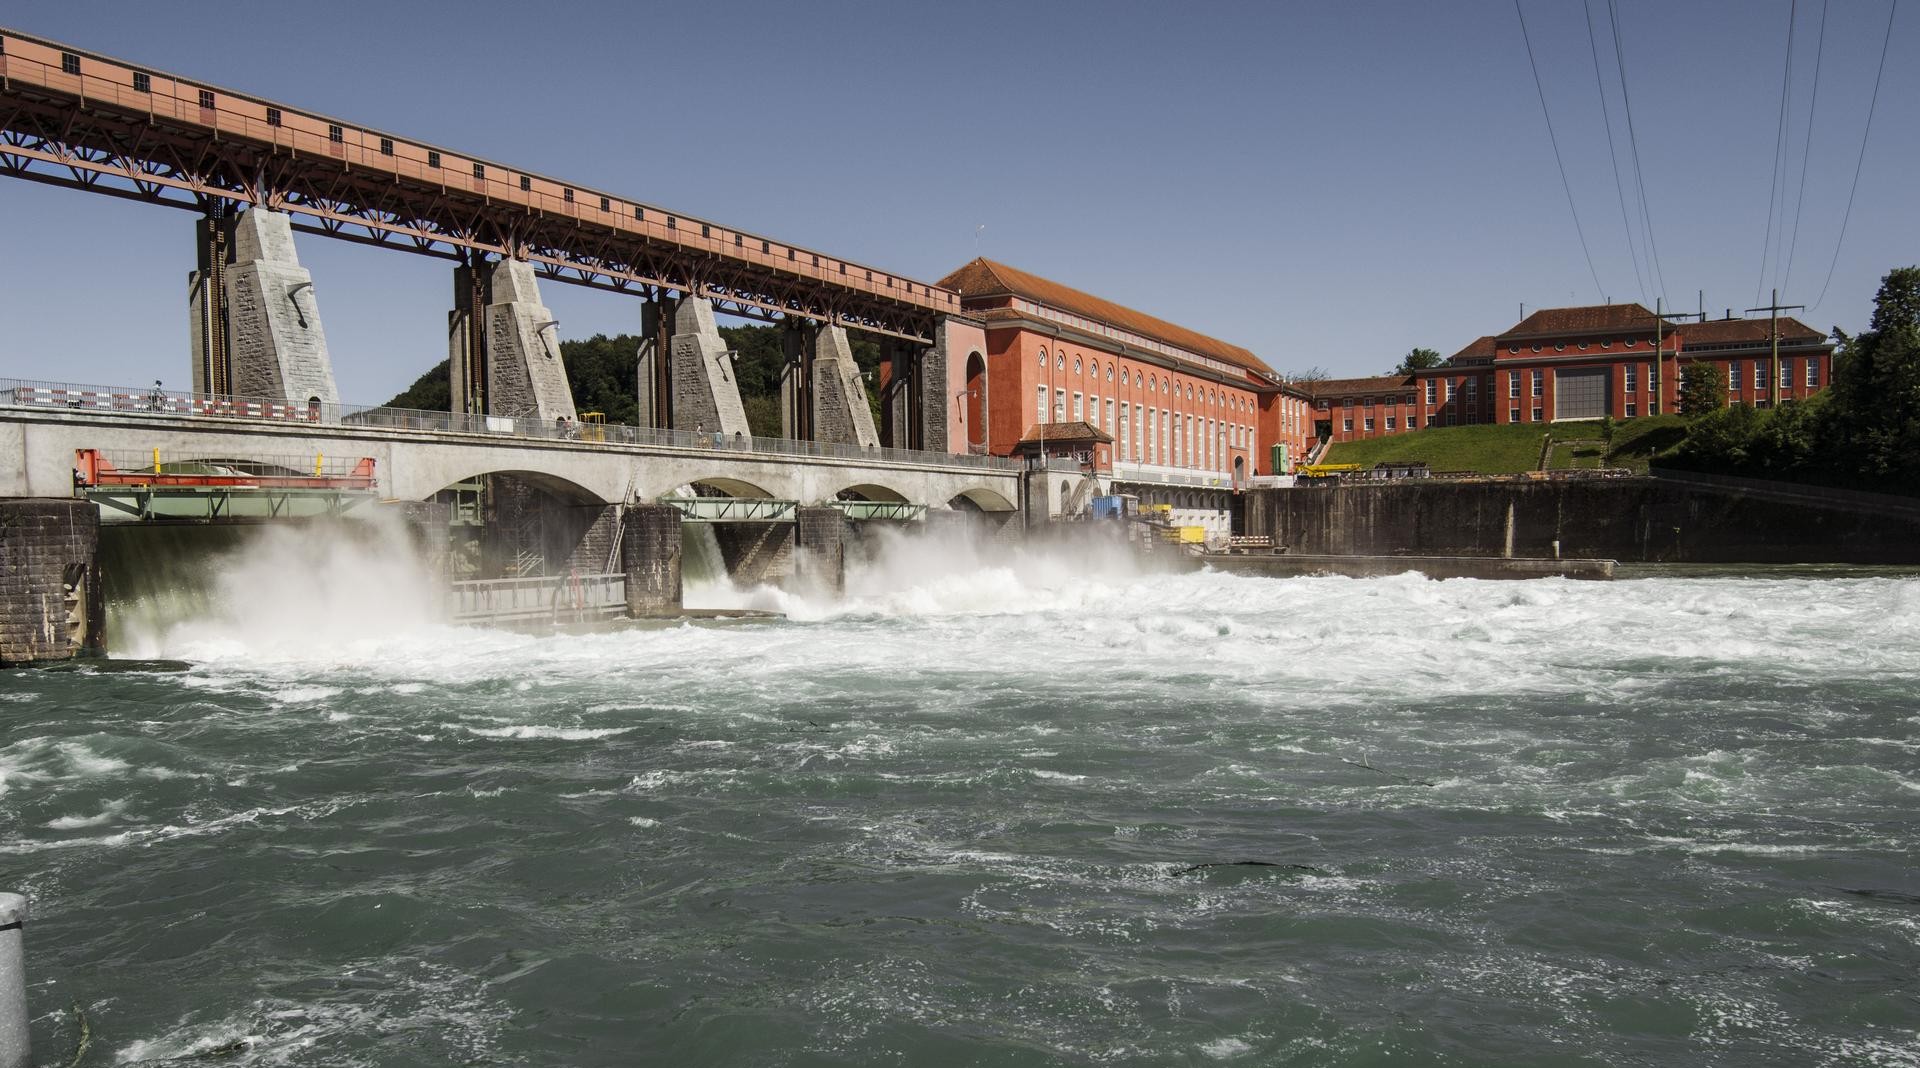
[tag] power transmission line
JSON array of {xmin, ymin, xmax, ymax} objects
[
  {"xmin": 1514, "ymin": 0, "xmax": 1607, "ymax": 301},
  {"xmin": 1606, "ymin": 0, "xmax": 1669, "ymax": 306},
  {"xmin": 1781, "ymin": 0, "xmax": 1829, "ymax": 294},
  {"xmin": 1585, "ymin": 0, "xmax": 1650, "ymax": 305},
  {"xmin": 1758, "ymin": 0, "xmax": 1800, "ymax": 306},
  {"xmin": 1812, "ymin": 0, "xmax": 1898, "ymax": 311}
]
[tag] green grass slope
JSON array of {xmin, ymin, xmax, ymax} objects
[{"xmin": 1322, "ymin": 415, "xmax": 1688, "ymax": 475}]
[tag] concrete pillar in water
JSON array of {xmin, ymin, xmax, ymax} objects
[
  {"xmin": 795, "ymin": 506, "xmax": 851, "ymax": 594},
  {"xmin": 484, "ymin": 260, "xmax": 576, "ymax": 423},
  {"xmin": 668, "ymin": 298, "xmax": 750, "ymax": 435},
  {"xmin": 0, "ymin": 893, "xmax": 26, "ymax": 1068},
  {"xmin": 223, "ymin": 208, "xmax": 340, "ymax": 409},
  {"xmin": 622, "ymin": 504, "xmax": 682, "ymax": 617},
  {"xmin": 809, "ymin": 326, "xmax": 879, "ymax": 448},
  {"xmin": 0, "ymin": 499, "xmax": 103, "ymax": 666}
]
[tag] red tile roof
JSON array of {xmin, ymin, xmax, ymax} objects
[
  {"xmin": 1672, "ymin": 317, "xmax": 1827, "ymax": 345},
  {"xmin": 1449, "ymin": 335, "xmax": 1498, "ymax": 361},
  {"xmin": 1499, "ymin": 303, "xmax": 1658, "ymax": 338},
  {"xmin": 1301, "ymin": 375, "xmax": 1415, "ymax": 398},
  {"xmin": 937, "ymin": 258, "xmax": 1275, "ymax": 377},
  {"xmin": 1015, "ymin": 420, "xmax": 1113, "ymax": 445}
]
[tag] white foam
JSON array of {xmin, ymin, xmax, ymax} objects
[{"xmin": 464, "ymin": 725, "xmax": 631, "ymax": 741}]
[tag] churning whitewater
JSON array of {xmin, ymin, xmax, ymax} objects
[{"xmin": 4, "ymin": 526, "xmax": 1918, "ymax": 1066}]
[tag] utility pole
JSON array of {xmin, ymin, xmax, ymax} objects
[
  {"xmin": 1644, "ymin": 298, "xmax": 1698, "ymax": 416},
  {"xmin": 1745, "ymin": 288, "xmax": 1805, "ymax": 409}
]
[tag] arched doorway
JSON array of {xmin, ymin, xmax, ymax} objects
[{"xmin": 964, "ymin": 352, "xmax": 987, "ymax": 452}]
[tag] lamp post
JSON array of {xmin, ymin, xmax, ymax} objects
[{"xmin": 955, "ymin": 388, "xmax": 983, "ymax": 453}]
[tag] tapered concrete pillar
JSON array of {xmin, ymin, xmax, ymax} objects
[
  {"xmin": 669, "ymin": 297, "xmax": 749, "ymax": 435},
  {"xmin": 622, "ymin": 504, "xmax": 682, "ymax": 617},
  {"xmin": 224, "ymin": 208, "xmax": 340, "ymax": 409},
  {"xmin": 0, "ymin": 499, "xmax": 103, "ymax": 666},
  {"xmin": 485, "ymin": 260, "xmax": 575, "ymax": 423},
  {"xmin": 811, "ymin": 326, "xmax": 879, "ymax": 447}
]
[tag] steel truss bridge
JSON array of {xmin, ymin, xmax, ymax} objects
[{"xmin": 0, "ymin": 27, "xmax": 957, "ymax": 344}]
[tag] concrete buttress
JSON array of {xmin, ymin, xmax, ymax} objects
[
  {"xmin": 485, "ymin": 259, "xmax": 576, "ymax": 423},
  {"xmin": 223, "ymin": 209, "xmax": 340, "ymax": 409},
  {"xmin": 668, "ymin": 298, "xmax": 750, "ymax": 435},
  {"xmin": 621, "ymin": 504, "xmax": 682, "ymax": 617},
  {"xmin": 810, "ymin": 326, "xmax": 879, "ymax": 447}
]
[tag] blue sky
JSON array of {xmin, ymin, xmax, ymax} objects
[{"xmin": 1, "ymin": 0, "xmax": 1912, "ymax": 402}]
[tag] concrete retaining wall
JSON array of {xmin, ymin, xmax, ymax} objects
[
  {"xmin": 1245, "ymin": 479, "xmax": 1920, "ymax": 564},
  {"xmin": 0, "ymin": 498, "xmax": 102, "ymax": 664}
]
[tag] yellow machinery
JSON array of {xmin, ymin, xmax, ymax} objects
[
  {"xmin": 1298, "ymin": 463, "xmax": 1362, "ymax": 478},
  {"xmin": 578, "ymin": 411, "xmax": 607, "ymax": 442}
]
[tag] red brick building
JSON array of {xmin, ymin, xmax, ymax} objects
[
  {"xmin": 1310, "ymin": 303, "xmax": 1834, "ymax": 445},
  {"xmin": 936, "ymin": 259, "xmax": 1315, "ymax": 483}
]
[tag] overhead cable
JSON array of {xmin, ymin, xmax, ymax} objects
[
  {"xmin": 1585, "ymin": 0, "xmax": 1650, "ymax": 305},
  {"xmin": 1606, "ymin": 0, "xmax": 1669, "ymax": 307},
  {"xmin": 1812, "ymin": 0, "xmax": 1896, "ymax": 311},
  {"xmin": 1515, "ymin": 0, "xmax": 1607, "ymax": 301}
]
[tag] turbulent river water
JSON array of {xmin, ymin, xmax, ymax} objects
[{"xmin": 3, "ymin": 525, "xmax": 1918, "ymax": 1066}]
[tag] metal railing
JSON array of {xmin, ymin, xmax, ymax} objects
[
  {"xmin": 0, "ymin": 377, "xmax": 1019, "ymax": 473},
  {"xmin": 449, "ymin": 572, "xmax": 626, "ymax": 624}
]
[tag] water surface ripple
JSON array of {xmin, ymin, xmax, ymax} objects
[{"xmin": 3, "ymin": 559, "xmax": 1918, "ymax": 1066}]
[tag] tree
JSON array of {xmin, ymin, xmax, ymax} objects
[
  {"xmin": 1824, "ymin": 266, "xmax": 1920, "ymax": 489},
  {"xmin": 1393, "ymin": 348, "xmax": 1443, "ymax": 374},
  {"xmin": 1678, "ymin": 360, "xmax": 1726, "ymax": 417},
  {"xmin": 1293, "ymin": 366, "xmax": 1332, "ymax": 383}
]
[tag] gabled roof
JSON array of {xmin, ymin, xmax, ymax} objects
[
  {"xmin": 937, "ymin": 258, "xmax": 1275, "ymax": 377},
  {"xmin": 1499, "ymin": 303, "xmax": 1658, "ymax": 338},
  {"xmin": 1301, "ymin": 375, "xmax": 1415, "ymax": 398},
  {"xmin": 1673, "ymin": 316, "xmax": 1827, "ymax": 346},
  {"xmin": 1450, "ymin": 335, "xmax": 1498, "ymax": 361},
  {"xmin": 1015, "ymin": 420, "xmax": 1114, "ymax": 446}
]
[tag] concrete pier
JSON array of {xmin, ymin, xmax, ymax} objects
[
  {"xmin": 669, "ymin": 298, "xmax": 750, "ymax": 435},
  {"xmin": 621, "ymin": 504, "xmax": 682, "ymax": 617},
  {"xmin": 809, "ymin": 326, "xmax": 879, "ymax": 447},
  {"xmin": 713, "ymin": 523, "xmax": 793, "ymax": 587},
  {"xmin": 0, "ymin": 499, "xmax": 103, "ymax": 666},
  {"xmin": 484, "ymin": 259, "xmax": 576, "ymax": 423},
  {"xmin": 796, "ymin": 506, "xmax": 851, "ymax": 593},
  {"xmin": 223, "ymin": 209, "xmax": 340, "ymax": 408},
  {"xmin": 0, "ymin": 893, "xmax": 25, "ymax": 1068}
]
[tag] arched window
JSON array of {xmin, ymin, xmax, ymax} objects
[
  {"xmin": 1056, "ymin": 353, "xmax": 1064, "ymax": 370},
  {"xmin": 1038, "ymin": 347, "xmax": 1048, "ymax": 367},
  {"xmin": 1106, "ymin": 365, "xmax": 1114, "ymax": 382},
  {"xmin": 1075, "ymin": 356, "xmax": 1083, "ymax": 374}
]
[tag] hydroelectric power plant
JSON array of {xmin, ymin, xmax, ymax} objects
[{"xmin": 3, "ymin": 24, "xmax": 1918, "ymax": 1068}]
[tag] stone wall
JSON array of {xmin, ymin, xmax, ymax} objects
[
  {"xmin": 1245, "ymin": 478, "xmax": 1920, "ymax": 564},
  {"xmin": 669, "ymin": 298, "xmax": 750, "ymax": 435},
  {"xmin": 621, "ymin": 504, "xmax": 682, "ymax": 617},
  {"xmin": 713, "ymin": 523, "xmax": 794, "ymax": 587},
  {"xmin": 484, "ymin": 260, "xmax": 576, "ymax": 423},
  {"xmin": 0, "ymin": 499, "xmax": 102, "ymax": 665},
  {"xmin": 810, "ymin": 327, "xmax": 880, "ymax": 447},
  {"xmin": 223, "ymin": 209, "xmax": 340, "ymax": 408},
  {"xmin": 795, "ymin": 507, "xmax": 851, "ymax": 593}
]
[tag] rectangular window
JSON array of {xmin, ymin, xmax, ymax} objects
[
  {"xmin": 198, "ymin": 89, "xmax": 215, "ymax": 110},
  {"xmin": 1072, "ymin": 392, "xmax": 1083, "ymax": 421},
  {"xmin": 1342, "ymin": 418, "xmax": 1353, "ymax": 434},
  {"xmin": 521, "ymin": 175, "xmax": 532, "ymax": 192},
  {"xmin": 1780, "ymin": 360, "xmax": 1792, "ymax": 388},
  {"xmin": 563, "ymin": 188, "xmax": 575, "ymax": 203},
  {"xmin": 1531, "ymin": 406, "xmax": 1543, "ymax": 422},
  {"xmin": 61, "ymin": 52, "xmax": 79, "ymax": 75},
  {"xmin": 1466, "ymin": 378, "xmax": 1478, "ymax": 398},
  {"xmin": 1728, "ymin": 364, "xmax": 1739, "ymax": 391},
  {"xmin": 1055, "ymin": 389, "xmax": 1066, "ymax": 420},
  {"xmin": 1807, "ymin": 360, "xmax": 1819, "ymax": 387},
  {"xmin": 1509, "ymin": 373, "xmax": 1520, "ymax": 398},
  {"xmin": 600, "ymin": 196, "xmax": 611, "ymax": 212},
  {"xmin": 1343, "ymin": 397, "xmax": 1354, "ymax": 409},
  {"xmin": 328, "ymin": 124, "xmax": 343, "ymax": 143},
  {"xmin": 1752, "ymin": 361, "xmax": 1763, "ymax": 390},
  {"xmin": 266, "ymin": 107, "xmax": 282, "ymax": 127},
  {"xmin": 1509, "ymin": 407, "xmax": 1520, "ymax": 423},
  {"xmin": 132, "ymin": 71, "xmax": 151, "ymax": 93},
  {"xmin": 1363, "ymin": 395, "xmax": 1374, "ymax": 408},
  {"xmin": 1037, "ymin": 386, "xmax": 1047, "ymax": 424},
  {"xmin": 1626, "ymin": 403, "xmax": 1637, "ymax": 418},
  {"xmin": 1386, "ymin": 416, "xmax": 1397, "ymax": 431},
  {"xmin": 380, "ymin": 138, "xmax": 394, "ymax": 156},
  {"xmin": 427, "ymin": 150, "xmax": 441, "ymax": 169},
  {"xmin": 1625, "ymin": 366, "xmax": 1637, "ymax": 392},
  {"xmin": 1425, "ymin": 381, "xmax": 1437, "ymax": 405},
  {"xmin": 473, "ymin": 162, "xmax": 485, "ymax": 180},
  {"xmin": 1446, "ymin": 412, "xmax": 1457, "ymax": 426},
  {"xmin": 1531, "ymin": 370, "xmax": 1543, "ymax": 397},
  {"xmin": 1106, "ymin": 398, "xmax": 1114, "ymax": 434}
]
